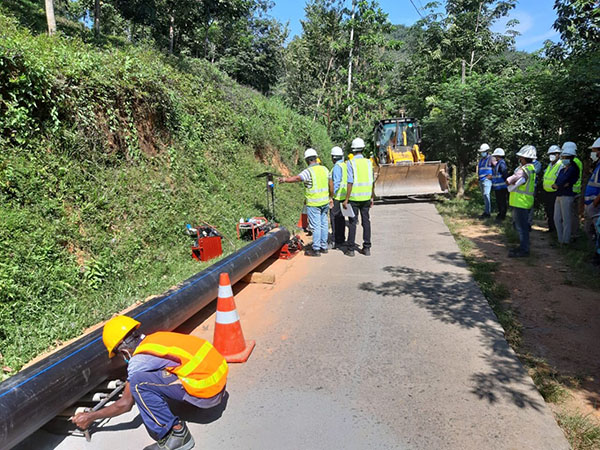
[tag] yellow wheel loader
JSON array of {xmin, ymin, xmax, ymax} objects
[{"xmin": 373, "ymin": 118, "xmax": 448, "ymax": 198}]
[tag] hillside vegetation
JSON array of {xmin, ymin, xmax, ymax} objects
[{"xmin": 0, "ymin": 11, "xmax": 331, "ymax": 375}]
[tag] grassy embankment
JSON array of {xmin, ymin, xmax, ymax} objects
[
  {"xmin": 0, "ymin": 11, "xmax": 332, "ymax": 377},
  {"xmin": 436, "ymin": 180, "xmax": 600, "ymax": 450}
]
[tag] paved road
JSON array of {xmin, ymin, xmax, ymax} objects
[{"xmin": 16, "ymin": 202, "xmax": 569, "ymax": 449}]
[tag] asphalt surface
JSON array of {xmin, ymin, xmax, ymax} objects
[{"xmin": 15, "ymin": 202, "xmax": 569, "ymax": 449}]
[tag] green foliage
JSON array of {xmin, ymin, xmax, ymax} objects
[
  {"xmin": 553, "ymin": 0, "xmax": 600, "ymax": 53},
  {"xmin": 556, "ymin": 412, "xmax": 600, "ymax": 450},
  {"xmin": 0, "ymin": 13, "xmax": 331, "ymax": 374},
  {"xmin": 281, "ymin": 0, "xmax": 393, "ymax": 146}
]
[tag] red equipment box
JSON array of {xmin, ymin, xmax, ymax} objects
[{"xmin": 192, "ymin": 236, "xmax": 223, "ymax": 262}]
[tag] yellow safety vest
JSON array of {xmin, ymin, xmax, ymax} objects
[
  {"xmin": 543, "ymin": 161, "xmax": 562, "ymax": 192},
  {"xmin": 134, "ymin": 332, "xmax": 228, "ymax": 398},
  {"xmin": 573, "ymin": 157, "xmax": 582, "ymax": 194},
  {"xmin": 349, "ymin": 157, "xmax": 374, "ymax": 202},
  {"xmin": 332, "ymin": 160, "xmax": 348, "ymax": 201},
  {"xmin": 509, "ymin": 164, "xmax": 536, "ymax": 209},
  {"xmin": 305, "ymin": 165, "xmax": 330, "ymax": 207}
]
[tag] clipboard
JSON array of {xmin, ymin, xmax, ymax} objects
[{"xmin": 341, "ymin": 204, "xmax": 355, "ymax": 218}]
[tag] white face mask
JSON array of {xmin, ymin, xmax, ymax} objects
[
  {"xmin": 591, "ymin": 151, "xmax": 599, "ymax": 162},
  {"xmin": 549, "ymin": 155, "xmax": 557, "ymax": 162}
]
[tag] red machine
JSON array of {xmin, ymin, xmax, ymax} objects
[
  {"xmin": 236, "ymin": 217, "xmax": 276, "ymax": 241},
  {"xmin": 186, "ymin": 224, "xmax": 223, "ymax": 262},
  {"xmin": 279, "ymin": 236, "xmax": 304, "ymax": 260}
]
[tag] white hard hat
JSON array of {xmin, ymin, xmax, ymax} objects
[
  {"xmin": 547, "ymin": 145, "xmax": 561, "ymax": 154},
  {"xmin": 561, "ymin": 141, "xmax": 577, "ymax": 154},
  {"xmin": 331, "ymin": 146, "xmax": 344, "ymax": 157},
  {"xmin": 304, "ymin": 148, "xmax": 318, "ymax": 159},
  {"xmin": 561, "ymin": 146, "xmax": 577, "ymax": 157},
  {"xmin": 492, "ymin": 148, "xmax": 505, "ymax": 157},
  {"xmin": 351, "ymin": 138, "xmax": 365, "ymax": 150},
  {"xmin": 516, "ymin": 145, "xmax": 537, "ymax": 159},
  {"xmin": 589, "ymin": 137, "xmax": 600, "ymax": 149},
  {"xmin": 478, "ymin": 143, "xmax": 490, "ymax": 152}
]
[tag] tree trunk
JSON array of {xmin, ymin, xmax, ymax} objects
[
  {"xmin": 93, "ymin": 0, "xmax": 101, "ymax": 36},
  {"xmin": 346, "ymin": 0, "xmax": 356, "ymax": 95},
  {"xmin": 168, "ymin": 15, "xmax": 175, "ymax": 55},
  {"xmin": 457, "ymin": 161, "xmax": 468, "ymax": 198},
  {"xmin": 44, "ymin": 0, "xmax": 56, "ymax": 36},
  {"xmin": 313, "ymin": 55, "xmax": 335, "ymax": 122}
]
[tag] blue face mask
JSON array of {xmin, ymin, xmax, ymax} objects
[
  {"xmin": 562, "ymin": 159, "xmax": 571, "ymax": 166},
  {"xmin": 481, "ymin": 152, "xmax": 488, "ymax": 157}
]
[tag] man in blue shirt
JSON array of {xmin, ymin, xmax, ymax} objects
[
  {"xmin": 491, "ymin": 148, "xmax": 509, "ymax": 221},
  {"xmin": 477, "ymin": 143, "xmax": 493, "ymax": 219},
  {"xmin": 328, "ymin": 146, "xmax": 347, "ymax": 249}
]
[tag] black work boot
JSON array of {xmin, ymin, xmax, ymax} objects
[
  {"xmin": 143, "ymin": 422, "xmax": 195, "ymax": 450},
  {"xmin": 359, "ymin": 247, "xmax": 371, "ymax": 256},
  {"xmin": 304, "ymin": 247, "xmax": 320, "ymax": 257}
]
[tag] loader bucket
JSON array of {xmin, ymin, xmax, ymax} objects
[{"xmin": 375, "ymin": 162, "xmax": 449, "ymax": 198}]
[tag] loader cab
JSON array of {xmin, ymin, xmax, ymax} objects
[{"xmin": 374, "ymin": 118, "xmax": 422, "ymax": 165}]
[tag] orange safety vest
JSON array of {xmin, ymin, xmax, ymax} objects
[{"xmin": 133, "ymin": 332, "xmax": 228, "ymax": 398}]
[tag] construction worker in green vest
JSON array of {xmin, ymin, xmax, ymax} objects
[
  {"xmin": 561, "ymin": 142, "xmax": 583, "ymax": 236},
  {"xmin": 279, "ymin": 148, "xmax": 330, "ymax": 257},
  {"xmin": 342, "ymin": 137, "xmax": 374, "ymax": 257},
  {"xmin": 329, "ymin": 146, "xmax": 347, "ymax": 249},
  {"xmin": 507, "ymin": 145, "xmax": 537, "ymax": 257},
  {"xmin": 542, "ymin": 145, "xmax": 562, "ymax": 232}
]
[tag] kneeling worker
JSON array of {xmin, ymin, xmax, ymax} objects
[{"xmin": 72, "ymin": 315, "xmax": 228, "ymax": 450}]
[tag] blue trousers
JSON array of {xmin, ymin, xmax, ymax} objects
[
  {"xmin": 512, "ymin": 206, "xmax": 531, "ymax": 253},
  {"xmin": 129, "ymin": 370, "xmax": 186, "ymax": 440},
  {"xmin": 306, "ymin": 205, "xmax": 329, "ymax": 251},
  {"xmin": 479, "ymin": 179, "xmax": 492, "ymax": 215}
]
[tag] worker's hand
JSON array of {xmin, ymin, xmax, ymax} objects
[
  {"xmin": 486, "ymin": 175, "xmax": 492, "ymax": 180},
  {"xmin": 71, "ymin": 411, "xmax": 94, "ymax": 430},
  {"xmin": 329, "ymin": 199, "xmax": 334, "ymax": 209},
  {"xmin": 552, "ymin": 184, "xmax": 558, "ymax": 190},
  {"xmin": 370, "ymin": 198, "xmax": 374, "ymax": 208},
  {"xmin": 278, "ymin": 177, "xmax": 285, "ymax": 184},
  {"xmin": 593, "ymin": 196, "xmax": 600, "ymax": 207},
  {"xmin": 342, "ymin": 200, "xmax": 348, "ymax": 209}
]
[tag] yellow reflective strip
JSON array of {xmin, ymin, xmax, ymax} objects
[
  {"xmin": 174, "ymin": 341, "xmax": 213, "ymax": 378},
  {"xmin": 181, "ymin": 360, "xmax": 229, "ymax": 390}
]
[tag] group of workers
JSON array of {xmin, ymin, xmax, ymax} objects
[
  {"xmin": 477, "ymin": 138, "xmax": 600, "ymax": 260},
  {"xmin": 69, "ymin": 139, "xmax": 377, "ymax": 449},
  {"xmin": 279, "ymin": 137, "xmax": 375, "ymax": 258}
]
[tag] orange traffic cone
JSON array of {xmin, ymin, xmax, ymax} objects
[
  {"xmin": 213, "ymin": 273, "xmax": 255, "ymax": 363},
  {"xmin": 297, "ymin": 206, "xmax": 308, "ymax": 229}
]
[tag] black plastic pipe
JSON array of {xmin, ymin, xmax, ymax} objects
[{"xmin": 0, "ymin": 228, "xmax": 289, "ymax": 449}]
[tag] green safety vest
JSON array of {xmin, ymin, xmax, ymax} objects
[
  {"xmin": 305, "ymin": 165, "xmax": 330, "ymax": 207},
  {"xmin": 332, "ymin": 160, "xmax": 348, "ymax": 201},
  {"xmin": 543, "ymin": 161, "xmax": 562, "ymax": 192},
  {"xmin": 573, "ymin": 157, "xmax": 582, "ymax": 194},
  {"xmin": 509, "ymin": 164, "xmax": 536, "ymax": 209},
  {"xmin": 349, "ymin": 157, "xmax": 374, "ymax": 202}
]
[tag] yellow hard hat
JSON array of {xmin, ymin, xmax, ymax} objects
[
  {"xmin": 102, "ymin": 315, "xmax": 140, "ymax": 358},
  {"xmin": 348, "ymin": 153, "xmax": 354, "ymax": 160}
]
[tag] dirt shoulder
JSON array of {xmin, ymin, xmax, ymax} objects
[{"xmin": 457, "ymin": 220, "xmax": 600, "ymax": 419}]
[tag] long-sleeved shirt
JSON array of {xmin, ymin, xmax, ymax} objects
[
  {"xmin": 507, "ymin": 167, "xmax": 527, "ymax": 187},
  {"xmin": 555, "ymin": 162, "xmax": 580, "ymax": 197}
]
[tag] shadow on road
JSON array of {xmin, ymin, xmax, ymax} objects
[
  {"xmin": 428, "ymin": 251, "xmax": 467, "ymax": 267},
  {"xmin": 359, "ymin": 265, "xmax": 542, "ymax": 410}
]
